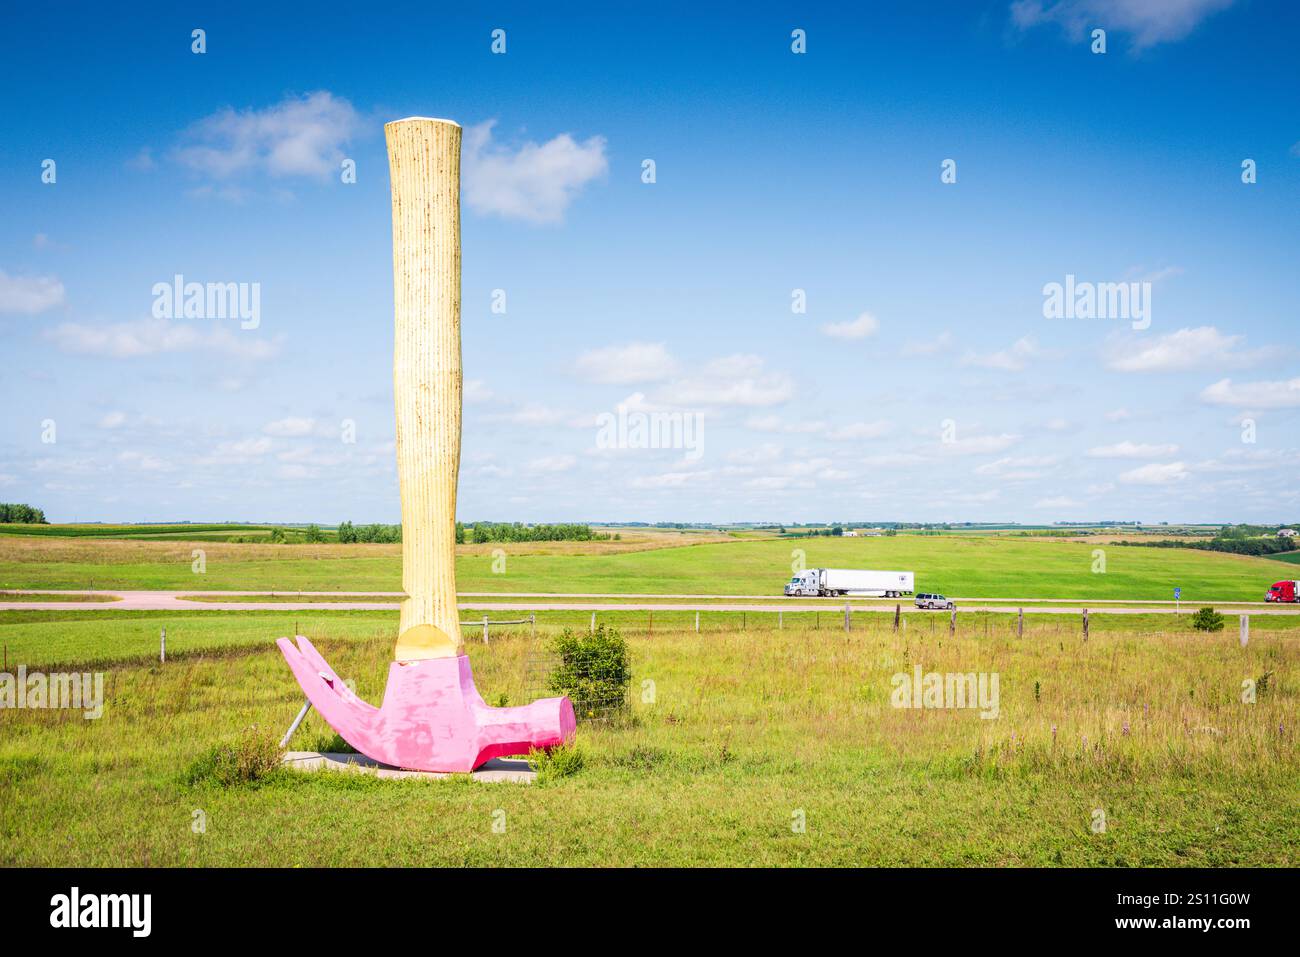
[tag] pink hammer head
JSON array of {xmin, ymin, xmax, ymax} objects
[{"xmin": 278, "ymin": 635, "xmax": 575, "ymax": 773}]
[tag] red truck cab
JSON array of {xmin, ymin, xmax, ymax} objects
[{"xmin": 1266, "ymin": 580, "xmax": 1299, "ymax": 602}]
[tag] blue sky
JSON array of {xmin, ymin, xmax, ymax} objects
[{"xmin": 2, "ymin": 0, "xmax": 1298, "ymax": 524}]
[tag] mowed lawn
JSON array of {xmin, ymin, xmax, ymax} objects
[
  {"xmin": 0, "ymin": 533, "xmax": 1288, "ymax": 601},
  {"xmin": 0, "ymin": 611, "xmax": 1295, "ymax": 866}
]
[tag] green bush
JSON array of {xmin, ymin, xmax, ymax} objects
[
  {"xmin": 528, "ymin": 743, "xmax": 585, "ymax": 784},
  {"xmin": 546, "ymin": 624, "xmax": 631, "ymax": 720},
  {"xmin": 186, "ymin": 726, "xmax": 282, "ymax": 787},
  {"xmin": 1190, "ymin": 607, "xmax": 1225, "ymax": 632}
]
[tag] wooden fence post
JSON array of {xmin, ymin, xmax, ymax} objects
[
  {"xmin": 1240, "ymin": 614, "xmax": 1249, "ymax": 647},
  {"xmin": 893, "ymin": 603, "xmax": 900, "ymax": 633},
  {"xmin": 949, "ymin": 608, "xmax": 956, "ymax": 636},
  {"xmin": 590, "ymin": 611, "xmax": 596, "ymax": 633},
  {"xmin": 482, "ymin": 615, "xmax": 489, "ymax": 644},
  {"xmin": 530, "ymin": 612, "xmax": 536, "ymax": 639},
  {"xmin": 778, "ymin": 610, "xmax": 783, "ymax": 630},
  {"xmin": 695, "ymin": 610, "xmax": 699, "ymax": 633},
  {"xmin": 1017, "ymin": 607, "xmax": 1023, "ymax": 638},
  {"xmin": 160, "ymin": 627, "xmax": 166, "ymax": 663},
  {"xmin": 1082, "ymin": 608, "xmax": 1089, "ymax": 641},
  {"xmin": 844, "ymin": 601, "xmax": 851, "ymax": 633}
]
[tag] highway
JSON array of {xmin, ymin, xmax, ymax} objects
[{"xmin": 2, "ymin": 589, "xmax": 1297, "ymax": 615}]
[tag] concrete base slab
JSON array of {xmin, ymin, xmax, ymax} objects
[{"xmin": 282, "ymin": 750, "xmax": 535, "ymax": 784}]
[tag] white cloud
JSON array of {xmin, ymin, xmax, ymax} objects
[
  {"xmin": 463, "ymin": 120, "xmax": 607, "ymax": 224},
  {"xmin": 902, "ymin": 331, "xmax": 953, "ymax": 356},
  {"xmin": 960, "ymin": 336, "xmax": 1043, "ymax": 372},
  {"xmin": 1201, "ymin": 377, "xmax": 1300, "ymax": 409},
  {"xmin": 744, "ymin": 416, "xmax": 889, "ymax": 440},
  {"xmin": 98, "ymin": 411, "xmax": 127, "ymax": 429},
  {"xmin": 576, "ymin": 342, "xmax": 678, "ymax": 384},
  {"xmin": 210, "ymin": 437, "xmax": 274, "ymax": 461},
  {"xmin": 0, "ymin": 270, "xmax": 65, "ymax": 314},
  {"xmin": 126, "ymin": 147, "xmax": 156, "ymax": 171},
  {"xmin": 938, "ymin": 433, "xmax": 1023, "ymax": 456},
  {"xmin": 1010, "ymin": 0, "xmax": 1237, "ymax": 49},
  {"xmin": 1104, "ymin": 408, "xmax": 1131, "ymax": 422},
  {"xmin": 975, "ymin": 455, "xmax": 1060, "ymax": 479},
  {"xmin": 117, "ymin": 450, "xmax": 171, "ymax": 472},
  {"xmin": 490, "ymin": 403, "xmax": 569, "ymax": 426},
  {"xmin": 630, "ymin": 470, "xmax": 711, "ymax": 489},
  {"xmin": 727, "ymin": 443, "xmax": 783, "ymax": 465},
  {"xmin": 657, "ymin": 354, "xmax": 795, "ymax": 408},
  {"xmin": 46, "ymin": 318, "xmax": 280, "ymax": 361},
  {"xmin": 1105, "ymin": 326, "xmax": 1264, "ymax": 373},
  {"xmin": 464, "ymin": 379, "xmax": 494, "ymax": 404},
  {"xmin": 263, "ymin": 416, "xmax": 317, "ymax": 437},
  {"xmin": 173, "ymin": 91, "xmax": 362, "ymax": 181},
  {"xmin": 1087, "ymin": 441, "xmax": 1179, "ymax": 458},
  {"xmin": 820, "ymin": 312, "xmax": 879, "ymax": 340},
  {"xmin": 826, "ymin": 421, "xmax": 892, "ymax": 440},
  {"xmin": 1033, "ymin": 496, "xmax": 1082, "ymax": 509},
  {"xmin": 527, "ymin": 454, "xmax": 577, "ymax": 473},
  {"xmin": 1118, "ymin": 461, "xmax": 1189, "ymax": 485}
]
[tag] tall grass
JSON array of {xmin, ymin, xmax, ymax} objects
[{"xmin": 0, "ymin": 616, "xmax": 1294, "ymax": 866}]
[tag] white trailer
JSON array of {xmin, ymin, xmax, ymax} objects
[{"xmin": 784, "ymin": 568, "xmax": 914, "ymax": 598}]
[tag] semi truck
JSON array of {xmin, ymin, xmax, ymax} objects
[
  {"xmin": 1266, "ymin": 580, "xmax": 1299, "ymax": 603},
  {"xmin": 784, "ymin": 568, "xmax": 914, "ymax": 598}
]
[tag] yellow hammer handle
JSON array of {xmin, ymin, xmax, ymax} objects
[{"xmin": 386, "ymin": 117, "xmax": 464, "ymax": 661}]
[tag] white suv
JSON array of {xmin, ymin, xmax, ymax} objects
[{"xmin": 914, "ymin": 593, "xmax": 955, "ymax": 610}]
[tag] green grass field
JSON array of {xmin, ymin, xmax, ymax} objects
[
  {"xmin": 0, "ymin": 533, "xmax": 1289, "ymax": 600},
  {"xmin": 1, "ymin": 610, "xmax": 1294, "ymax": 866},
  {"xmin": 1, "ymin": 530, "xmax": 1295, "ymax": 867}
]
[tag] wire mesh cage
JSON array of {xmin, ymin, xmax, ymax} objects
[{"xmin": 522, "ymin": 624, "xmax": 631, "ymax": 723}]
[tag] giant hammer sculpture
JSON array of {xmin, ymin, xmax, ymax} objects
[{"xmin": 277, "ymin": 117, "xmax": 576, "ymax": 772}]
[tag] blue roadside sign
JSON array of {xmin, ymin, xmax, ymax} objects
[{"xmin": 1175, "ymin": 587, "xmax": 1181, "ymax": 600}]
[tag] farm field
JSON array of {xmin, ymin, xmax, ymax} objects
[
  {"xmin": 0, "ymin": 531, "xmax": 1288, "ymax": 602},
  {"xmin": 1, "ymin": 609, "xmax": 1295, "ymax": 867}
]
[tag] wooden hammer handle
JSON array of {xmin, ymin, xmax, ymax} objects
[{"xmin": 386, "ymin": 117, "xmax": 463, "ymax": 660}]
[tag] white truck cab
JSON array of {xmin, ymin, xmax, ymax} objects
[{"xmin": 785, "ymin": 570, "xmax": 821, "ymax": 596}]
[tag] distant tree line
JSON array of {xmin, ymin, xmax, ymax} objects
[
  {"xmin": 1113, "ymin": 533, "xmax": 1298, "ymax": 557},
  {"xmin": 336, "ymin": 521, "xmax": 400, "ymax": 543},
  {"xmin": 0, "ymin": 503, "xmax": 47, "ymax": 524},
  {"xmin": 456, "ymin": 522, "xmax": 609, "ymax": 544},
  {"xmin": 334, "ymin": 521, "xmax": 607, "ymax": 544}
]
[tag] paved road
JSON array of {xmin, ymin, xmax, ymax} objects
[{"xmin": 1, "ymin": 589, "xmax": 1297, "ymax": 615}]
